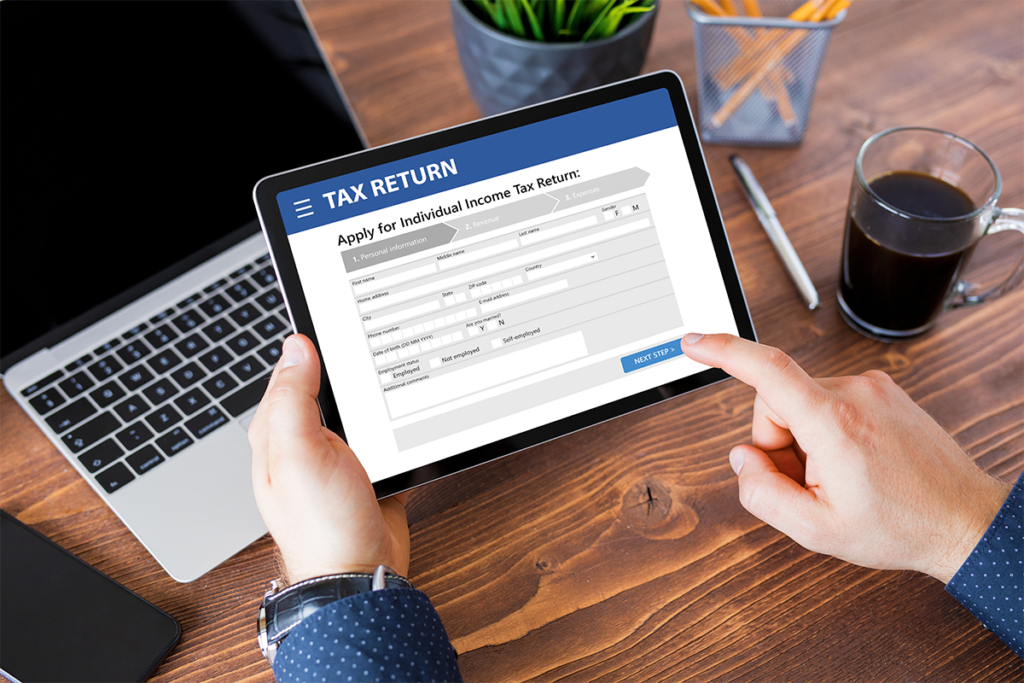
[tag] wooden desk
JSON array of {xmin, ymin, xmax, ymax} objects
[{"xmin": 2, "ymin": 1, "xmax": 1021, "ymax": 680}]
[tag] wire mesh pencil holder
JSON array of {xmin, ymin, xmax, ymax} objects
[{"xmin": 687, "ymin": 0, "xmax": 845, "ymax": 146}]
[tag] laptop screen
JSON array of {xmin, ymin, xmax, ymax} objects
[{"xmin": 0, "ymin": 0, "xmax": 365, "ymax": 372}]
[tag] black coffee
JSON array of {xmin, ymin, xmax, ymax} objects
[{"xmin": 840, "ymin": 171, "xmax": 977, "ymax": 334}]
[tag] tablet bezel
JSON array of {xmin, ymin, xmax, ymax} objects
[{"xmin": 254, "ymin": 70, "xmax": 756, "ymax": 498}]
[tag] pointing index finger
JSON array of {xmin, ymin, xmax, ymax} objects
[{"xmin": 682, "ymin": 333, "xmax": 826, "ymax": 422}]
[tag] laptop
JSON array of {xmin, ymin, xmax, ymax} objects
[{"xmin": 1, "ymin": 0, "xmax": 366, "ymax": 582}]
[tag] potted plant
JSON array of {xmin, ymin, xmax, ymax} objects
[{"xmin": 452, "ymin": 0, "xmax": 659, "ymax": 116}]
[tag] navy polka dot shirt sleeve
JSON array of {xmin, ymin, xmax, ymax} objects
[
  {"xmin": 946, "ymin": 472, "xmax": 1024, "ymax": 659},
  {"xmin": 272, "ymin": 587, "xmax": 462, "ymax": 683}
]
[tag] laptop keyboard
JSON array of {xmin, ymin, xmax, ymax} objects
[{"xmin": 18, "ymin": 253, "xmax": 290, "ymax": 494}]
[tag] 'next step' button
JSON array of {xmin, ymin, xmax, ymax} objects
[{"xmin": 620, "ymin": 339, "xmax": 683, "ymax": 373}]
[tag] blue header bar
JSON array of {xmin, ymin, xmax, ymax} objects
[{"xmin": 277, "ymin": 88, "xmax": 676, "ymax": 234}]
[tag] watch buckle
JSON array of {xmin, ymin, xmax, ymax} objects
[{"xmin": 372, "ymin": 565, "xmax": 392, "ymax": 591}]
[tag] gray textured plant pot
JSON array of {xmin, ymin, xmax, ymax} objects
[{"xmin": 451, "ymin": 0, "xmax": 658, "ymax": 117}]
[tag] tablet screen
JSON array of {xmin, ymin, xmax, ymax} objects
[{"xmin": 258, "ymin": 75, "xmax": 752, "ymax": 490}]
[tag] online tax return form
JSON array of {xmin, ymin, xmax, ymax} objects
[{"xmin": 269, "ymin": 87, "xmax": 741, "ymax": 485}]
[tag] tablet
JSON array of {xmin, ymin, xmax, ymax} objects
[{"xmin": 254, "ymin": 71, "xmax": 755, "ymax": 497}]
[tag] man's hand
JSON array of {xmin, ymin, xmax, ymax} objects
[
  {"xmin": 682, "ymin": 333, "xmax": 1011, "ymax": 583},
  {"xmin": 249, "ymin": 334, "xmax": 410, "ymax": 584}
]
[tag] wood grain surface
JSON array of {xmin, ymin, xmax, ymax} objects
[{"xmin": 2, "ymin": 1, "xmax": 1022, "ymax": 681}]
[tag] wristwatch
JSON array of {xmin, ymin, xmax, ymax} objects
[{"xmin": 257, "ymin": 564, "xmax": 413, "ymax": 665}]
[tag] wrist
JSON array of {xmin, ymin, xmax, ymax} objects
[
  {"xmin": 278, "ymin": 544, "xmax": 410, "ymax": 586},
  {"xmin": 285, "ymin": 562, "xmax": 389, "ymax": 585},
  {"xmin": 928, "ymin": 477, "xmax": 1012, "ymax": 584}
]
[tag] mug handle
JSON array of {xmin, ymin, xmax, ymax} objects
[{"xmin": 948, "ymin": 206, "xmax": 1024, "ymax": 309}]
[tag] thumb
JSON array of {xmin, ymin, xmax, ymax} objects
[
  {"xmin": 274, "ymin": 333, "xmax": 320, "ymax": 389},
  {"xmin": 267, "ymin": 334, "xmax": 325, "ymax": 451},
  {"xmin": 251, "ymin": 334, "xmax": 325, "ymax": 485},
  {"xmin": 730, "ymin": 444, "xmax": 823, "ymax": 544}
]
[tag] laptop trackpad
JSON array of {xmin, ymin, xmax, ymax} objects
[{"xmin": 108, "ymin": 426, "xmax": 266, "ymax": 582}]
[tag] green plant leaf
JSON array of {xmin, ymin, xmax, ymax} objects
[
  {"xmin": 582, "ymin": 0, "xmax": 614, "ymax": 23},
  {"xmin": 553, "ymin": 0, "xmax": 566, "ymax": 34},
  {"xmin": 466, "ymin": 0, "xmax": 652, "ymax": 43},
  {"xmin": 488, "ymin": 0, "xmax": 509, "ymax": 30},
  {"xmin": 533, "ymin": 0, "xmax": 547, "ymax": 35},
  {"xmin": 565, "ymin": 0, "xmax": 586, "ymax": 34},
  {"xmin": 591, "ymin": 3, "xmax": 651, "ymax": 39},
  {"xmin": 520, "ymin": 0, "xmax": 545, "ymax": 40},
  {"xmin": 470, "ymin": 0, "xmax": 499, "ymax": 27},
  {"xmin": 500, "ymin": 0, "xmax": 527, "ymax": 37},
  {"xmin": 580, "ymin": 0, "xmax": 619, "ymax": 41}
]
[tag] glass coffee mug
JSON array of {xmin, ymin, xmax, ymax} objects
[{"xmin": 838, "ymin": 127, "xmax": 1024, "ymax": 341}]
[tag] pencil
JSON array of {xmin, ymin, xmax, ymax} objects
[{"xmin": 710, "ymin": 0, "xmax": 851, "ymax": 127}]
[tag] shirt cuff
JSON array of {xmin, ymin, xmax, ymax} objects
[
  {"xmin": 946, "ymin": 472, "xmax": 1024, "ymax": 658},
  {"xmin": 271, "ymin": 587, "xmax": 462, "ymax": 683}
]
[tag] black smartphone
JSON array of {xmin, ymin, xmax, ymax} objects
[{"xmin": 0, "ymin": 510, "xmax": 180, "ymax": 682}]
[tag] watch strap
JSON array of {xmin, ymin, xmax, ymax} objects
[{"xmin": 258, "ymin": 566, "xmax": 412, "ymax": 665}]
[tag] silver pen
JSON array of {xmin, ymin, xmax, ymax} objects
[{"xmin": 729, "ymin": 155, "xmax": 820, "ymax": 310}]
